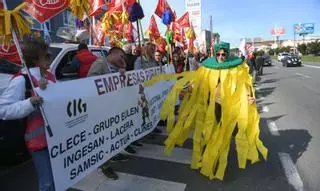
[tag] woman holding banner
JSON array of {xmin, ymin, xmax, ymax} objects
[{"xmin": 0, "ymin": 39, "xmax": 56, "ymax": 191}]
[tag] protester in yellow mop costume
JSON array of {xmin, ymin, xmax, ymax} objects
[{"xmin": 144, "ymin": 42, "xmax": 268, "ymax": 180}]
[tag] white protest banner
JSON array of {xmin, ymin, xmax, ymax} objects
[{"xmin": 36, "ymin": 67, "xmax": 175, "ymax": 191}]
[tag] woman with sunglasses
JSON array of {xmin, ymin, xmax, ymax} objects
[
  {"xmin": 215, "ymin": 49, "xmax": 227, "ymax": 63},
  {"xmin": 145, "ymin": 42, "xmax": 267, "ymax": 180}
]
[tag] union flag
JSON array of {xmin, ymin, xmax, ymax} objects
[
  {"xmin": 177, "ymin": 12, "xmax": 190, "ymax": 28},
  {"xmin": 0, "ymin": 43, "xmax": 22, "ymax": 65},
  {"xmin": 154, "ymin": 0, "xmax": 176, "ymax": 20},
  {"xmin": 90, "ymin": 0, "xmax": 106, "ymax": 16},
  {"xmin": 23, "ymin": 0, "xmax": 69, "ymax": 23}
]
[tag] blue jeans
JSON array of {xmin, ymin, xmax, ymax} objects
[{"xmin": 31, "ymin": 149, "xmax": 55, "ymax": 191}]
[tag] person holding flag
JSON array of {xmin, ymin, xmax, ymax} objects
[{"xmin": 1, "ymin": 39, "xmax": 56, "ymax": 191}]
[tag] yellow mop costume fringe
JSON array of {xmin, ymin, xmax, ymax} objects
[{"xmin": 144, "ymin": 44, "xmax": 268, "ymax": 180}]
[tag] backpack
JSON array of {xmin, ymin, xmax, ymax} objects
[{"xmin": 0, "ymin": 74, "xmax": 32, "ymax": 165}]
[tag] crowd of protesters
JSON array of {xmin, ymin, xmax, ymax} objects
[
  {"xmin": 0, "ymin": 36, "xmax": 268, "ymax": 191},
  {"xmin": 0, "ymin": 38, "xmax": 207, "ymax": 191}
]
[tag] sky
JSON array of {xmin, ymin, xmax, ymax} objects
[{"xmin": 139, "ymin": 0, "xmax": 320, "ymax": 48}]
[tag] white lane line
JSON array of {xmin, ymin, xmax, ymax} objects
[
  {"xmin": 266, "ymin": 120, "xmax": 304, "ymax": 191},
  {"xmin": 295, "ymin": 73, "xmax": 311, "ymax": 79},
  {"xmin": 278, "ymin": 153, "xmax": 304, "ymax": 191},
  {"xmin": 73, "ymin": 170, "xmax": 186, "ymax": 191},
  {"xmin": 304, "ymin": 64, "xmax": 320, "ymax": 69},
  {"xmin": 255, "ymin": 87, "xmax": 261, "ymax": 91},
  {"xmin": 257, "ymin": 96, "xmax": 265, "ymax": 101},
  {"xmin": 262, "ymin": 106, "xmax": 270, "ymax": 113},
  {"xmin": 266, "ymin": 120, "xmax": 280, "ymax": 136},
  {"xmin": 133, "ymin": 144, "xmax": 192, "ymax": 165}
]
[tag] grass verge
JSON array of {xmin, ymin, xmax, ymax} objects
[{"xmin": 301, "ymin": 55, "xmax": 320, "ymax": 63}]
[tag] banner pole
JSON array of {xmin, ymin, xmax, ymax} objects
[
  {"xmin": 2, "ymin": 0, "xmax": 53, "ymax": 137},
  {"xmin": 136, "ymin": 0, "xmax": 144, "ymax": 46}
]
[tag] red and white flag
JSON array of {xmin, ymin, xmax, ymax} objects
[
  {"xmin": 147, "ymin": 15, "xmax": 161, "ymax": 41},
  {"xmin": 0, "ymin": 44, "xmax": 22, "ymax": 65},
  {"xmin": 90, "ymin": 0, "xmax": 106, "ymax": 16},
  {"xmin": 245, "ymin": 43, "xmax": 254, "ymax": 58},
  {"xmin": 93, "ymin": 21, "xmax": 106, "ymax": 46},
  {"xmin": 108, "ymin": 0, "xmax": 135, "ymax": 12},
  {"xmin": 23, "ymin": 0, "xmax": 69, "ymax": 23},
  {"xmin": 210, "ymin": 35, "xmax": 215, "ymax": 54},
  {"xmin": 124, "ymin": 22, "xmax": 134, "ymax": 43},
  {"xmin": 177, "ymin": 12, "xmax": 190, "ymax": 28}
]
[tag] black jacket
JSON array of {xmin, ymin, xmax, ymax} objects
[{"xmin": 126, "ymin": 54, "xmax": 138, "ymax": 71}]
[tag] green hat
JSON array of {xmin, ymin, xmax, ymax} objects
[
  {"xmin": 202, "ymin": 56, "xmax": 242, "ymax": 69},
  {"xmin": 214, "ymin": 42, "xmax": 230, "ymax": 53},
  {"xmin": 203, "ymin": 42, "xmax": 242, "ymax": 69}
]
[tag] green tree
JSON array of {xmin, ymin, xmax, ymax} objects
[
  {"xmin": 255, "ymin": 50, "xmax": 265, "ymax": 56},
  {"xmin": 279, "ymin": 46, "xmax": 292, "ymax": 53},
  {"xmin": 297, "ymin": 44, "xmax": 307, "ymax": 55},
  {"xmin": 307, "ymin": 40, "xmax": 320, "ymax": 55},
  {"xmin": 269, "ymin": 49, "xmax": 275, "ymax": 55}
]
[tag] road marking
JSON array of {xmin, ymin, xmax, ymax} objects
[
  {"xmin": 266, "ymin": 120, "xmax": 280, "ymax": 136},
  {"xmin": 132, "ymin": 143, "xmax": 192, "ymax": 165},
  {"xmin": 73, "ymin": 170, "xmax": 187, "ymax": 191},
  {"xmin": 266, "ymin": 120, "xmax": 304, "ymax": 191},
  {"xmin": 304, "ymin": 64, "xmax": 320, "ymax": 69},
  {"xmin": 257, "ymin": 96, "xmax": 265, "ymax": 101},
  {"xmin": 262, "ymin": 106, "xmax": 270, "ymax": 113},
  {"xmin": 278, "ymin": 153, "xmax": 304, "ymax": 191},
  {"xmin": 295, "ymin": 73, "xmax": 311, "ymax": 79}
]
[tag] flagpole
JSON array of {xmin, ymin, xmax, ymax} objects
[
  {"xmin": 135, "ymin": 0, "xmax": 144, "ymax": 67},
  {"xmin": 167, "ymin": 25, "xmax": 173, "ymax": 64},
  {"xmin": 138, "ymin": 20, "xmax": 145, "ymax": 45},
  {"xmin": 2, "ymin": 0, "xmax": 53, "ymax": 137},
  {"xmin": 92, "ymin": 16, "xmax": 96, "ymax": 45},
  {"xmin": 136, "ymin": 22, "xmax": 142, "ymax": 48},
  {"xmin": 135, "ymin": 0, "xmax": 142, "ymax": 48},
  {"xmin": 89, "ymin": 17, "xmax": 92, "ymax": 45}
]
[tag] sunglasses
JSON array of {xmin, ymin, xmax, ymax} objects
[{"xmin": 216, "ymin": 53, "xmax": 226, "ymax": 57}]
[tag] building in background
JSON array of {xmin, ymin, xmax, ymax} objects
[
  {"xmin": 198, "ymin": 30, "xmax": 221, "ymax": 54},
  {"xmin": 200, "ymin": 30, "xmax": 211, "ymax": 53},
  {"xmin": 240, "ymin": 35, "xmax": 320, "ymax": 53},
  {"xmin": 185, "ymin": 0, "xmax": 202, "ymax": 47}
]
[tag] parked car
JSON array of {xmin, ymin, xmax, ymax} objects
[
  {"xmin": 0, "ymin": 43, "xmax": 109, "ymax": 165},
  {"xmin": 282, "ymin": 54, "xmax": 302, "ymax": 67},
  {"xmin": 48, "ymin": 43, "xmax": 109, "ymax": 81},
  {"xmin": 278, "ymin": 52, "xmax": 289, "ymax": 62},
  {"xmin": 262, "ymin": 55, "xmax": 272, "ymax": 66}
]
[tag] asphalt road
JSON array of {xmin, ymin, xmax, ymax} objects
[
  {"xmin": 256, "ymin": 61, "xmax": 320, "ymax": 191},
  {"xmin": 0, "ymin": 61, "xmax": 319, "ymax": 191}
]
